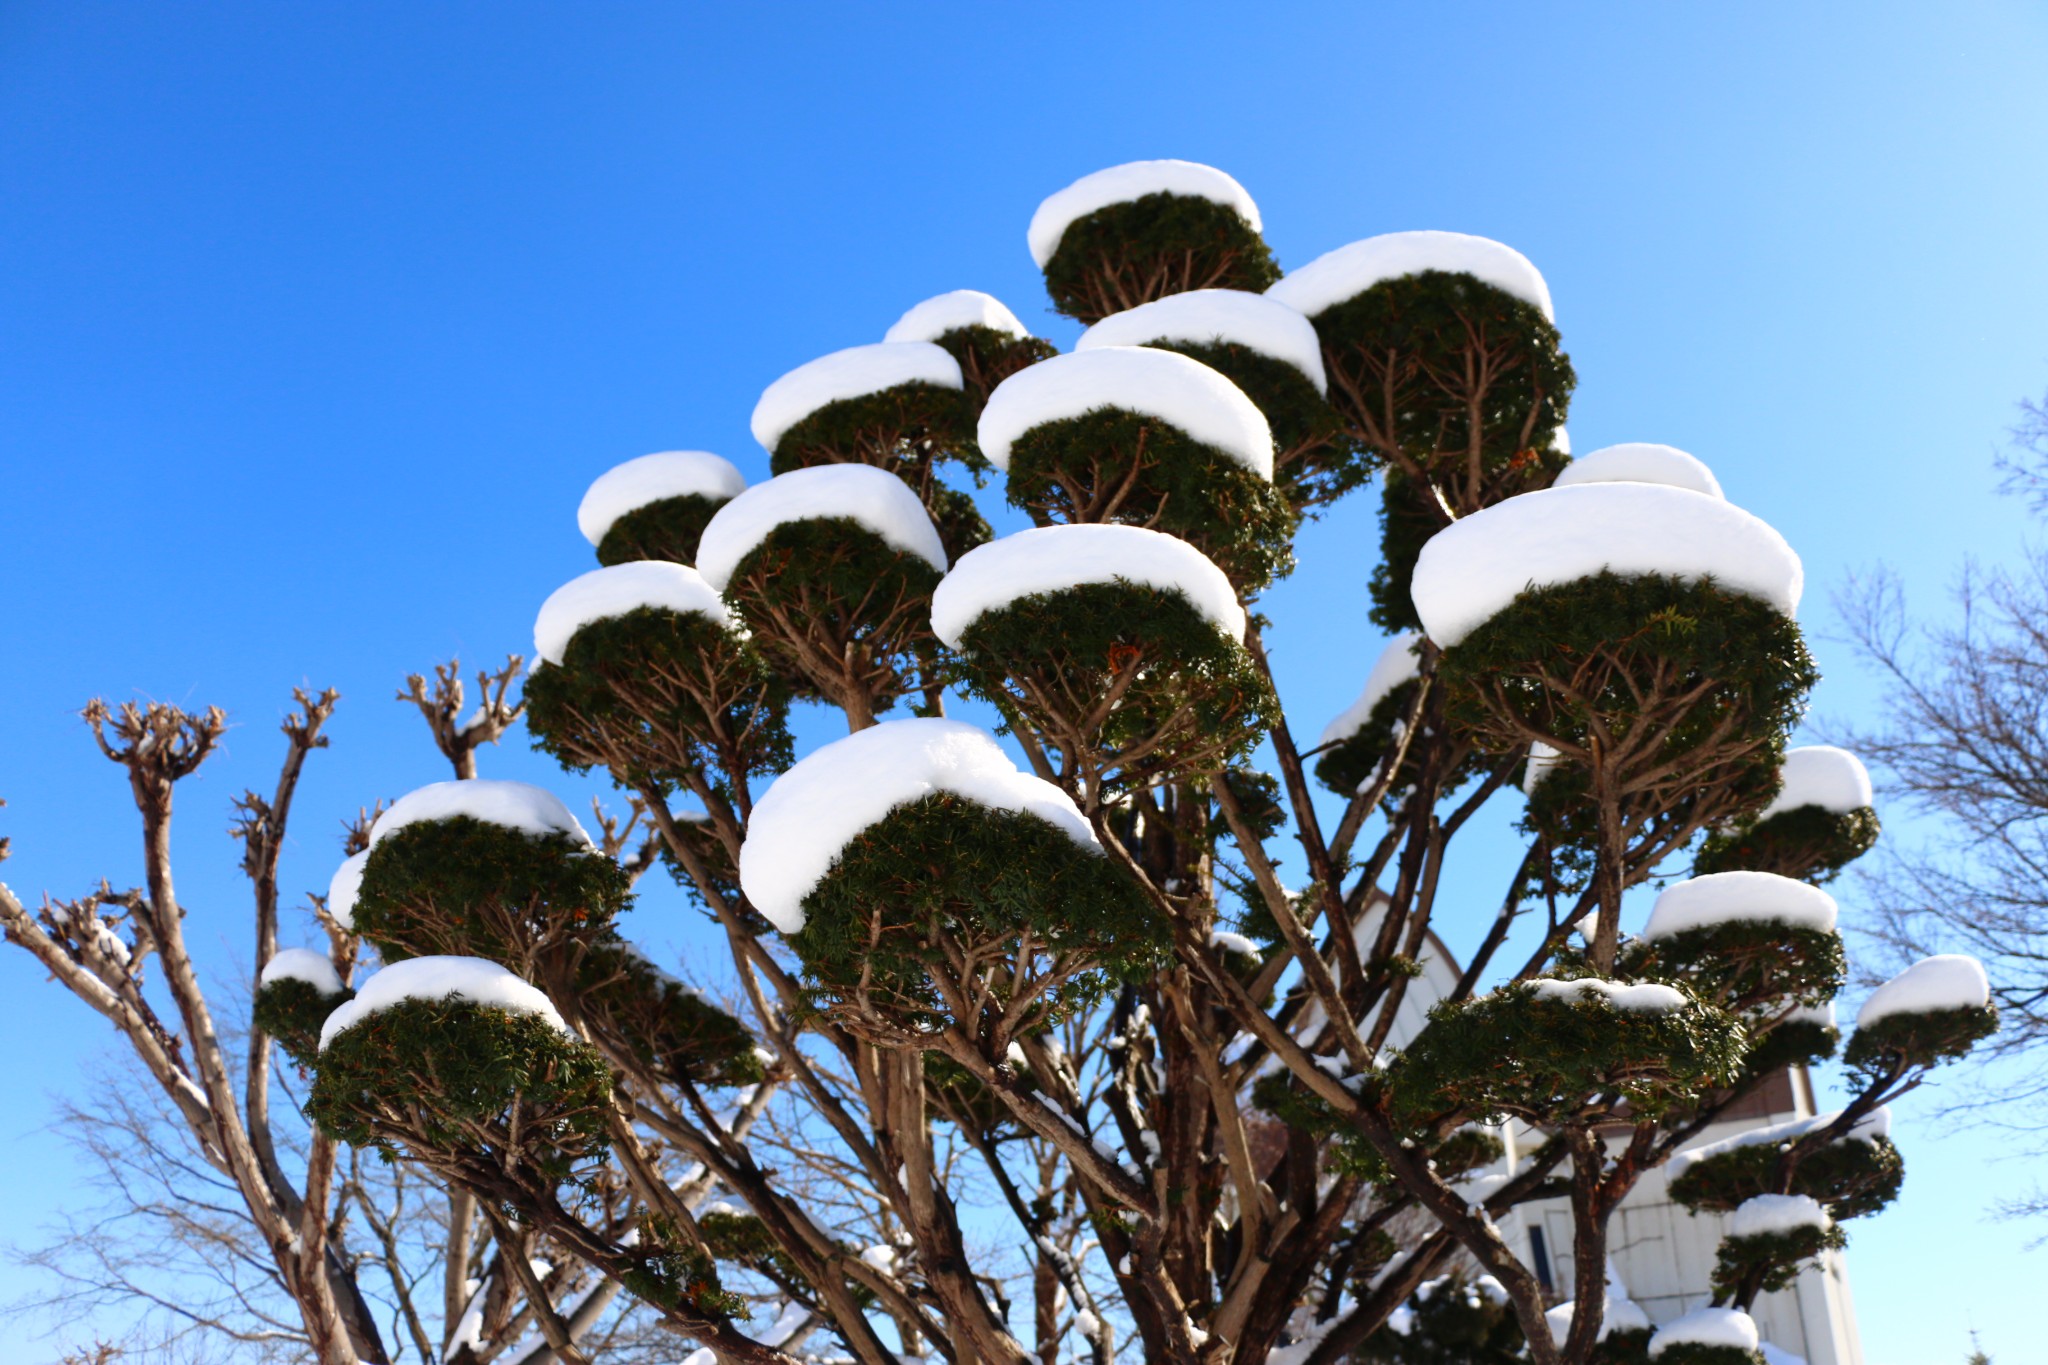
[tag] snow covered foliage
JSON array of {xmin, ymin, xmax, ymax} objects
[
  {"xmin": 1669, "ymin": 1108, "xmax": 1903, "ymax": 1222},
  {"xmin": 1696, "ymin": 745, "xmax": 1881, "ymax": 884},
  {"xmin": 1552, "ymin": 443, "xmax": 1725, "ymax": 499},
  {"xmin": 1632, "ymin": 872, "xmax": 1846, "ymax": 1013},
  {"xmin": 577, "ymin": 450, "xmax": 747, "ymax": 566},
  {"xmin": 254, "ymin": 948, "xmax": 350, "ymax": 1064},
  {"xmin": 1760, "ymin": 746, "xmax": 1874, "ymax": 819},
  {"xmin": 1543, "ymin": 1294, "xmax": 1653, "ymax": 1351},
  {"xmin": 260, "ymin": 946, "xmax": 344, "ymax": 996},
  {"xmin": 885, "ymin": 289, "xmax": 1032, "ymax": 344},
  {"xmin": 1269, "ymin": 230, "xmax": 1554, "ymax": 323},
  {"xmin": 370, "ymin": 779, "xmax": 596, "ymax": 850},
  {"xmin": 1078, "ymin": 288, "xmax": 1325, "ymax": 393},
  {"xmin": 1647, "ymin": 1307, "xmax": 1761, "ymax": 1365},
  {"xmin": 750, "ymin": 341, "xmax": 965, "ymax": 456},
  {"xmin": 318, "ymin": 955, "xmax": 570, "ymax": 1050},
  {"xmin": 1711, "ymin": 1194, "xmax": 1845, "ymax": 1300},
  {"xmin": 575, "ymin": 942, "xmax": 764, "ymax": 1090},
  {"xmin": 1845, "ymin": 954, "xmax": 1997, "ymax": 1071},
  {"xmin": 1313, "ymin": 631, "xmax": 1443, "ymax": 797},
  {"xmin": 533, "ymin": 562, "xmax": 734, "ymax": 666},
  {"xmin": 697, "ymin": 464, "xmax": 947, "ymax": 589},
  {"xmin": 326, "ymin": 850, "xmax": 367, "ymax": 931},
  {"xmin": 883, "ymin": 289, "xmax": 1059, "ymax": 414}
]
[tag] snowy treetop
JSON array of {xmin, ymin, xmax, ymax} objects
[
  {"xmin": 1668, "ymin": 1107, "xmax": 1891, "ymax": 1182},
  {"xmin": 1644, "ymin": 871, "xmax": 1839, "ymax": 941},
  {"xmin": 1316, "ymin": 631, "xmax": 1423, "ymax": 748},
  {"xmin": 738, "ymin": 718, "xmax": 1100, "ymax": 935},
  {"xmin": 1730, "ymin": 1192, "xmax": 1832, "ymax": 1238},
  {"xmin": 883, "ymin": 289, "xmax": 1031, "ymax": 344},
  {"xmin": 1552, "ymin": 443, "xmax": 1725, "ymax": 500},
  {"xmin": 1529, "ymin": 977, "xmax": 1688, "ymax": 1013},
  {"xmin": 977, "ymin": 346, "xmax": 1275, "ymax": 478},
  {"xmin": 1076, "ymin": 289, "xmax": 1327, "ymax": 394},
  {"xmin": 1545, "ymin": 1295, "xmax": 1651, "ymax": 1346},
  {"xmin": 1027, "ymin": 159, "xmax": 1261, "ymax": 269},
  {"xmin": 1267, "ymin": 230, "xmax": 1554, "ymax": 322},
  {"xmin": 534, "ymin": 562, "xmax": 734, "ymax": 666},
  {"xmin": 749, "ymin": 341, "xmax": 963, "ymax": 453},
  {"xmin": 328, "ymin": 850, "xmax": 368, "ymax": 931},
  {"xmin": 577, "ymin": 451, "xmax": 747, "ymax": 546},
  {"xmin": 1856, "ymin": 954, "xmax": 1991, "ymax": 1028},
  {"xmin": 930, "ymin": 523, "xmax": 1244, "ymax": 651},
  {"xmin": 369, "ymin": 780, "xmax": 596, "ymax": 851},
  {"xmin": 260, "ymin": 947, "xmax": 344, "ymax": 997},
  {"xmin": 1648, "ymin": 1307, "xmax": 1759, "ymax": 1355},
  {"xmin": 1756, "ymin": 745, "xmax": 1874, "ymax": 821},
  {"xmin": 696, "ymin": 463, "xmax": 948, "ymax": 592},
  {"xmin": 318, "ymin": 955, "xmax": 570, "ymax": 1051}
]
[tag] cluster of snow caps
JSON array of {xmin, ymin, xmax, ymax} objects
[
  {"xmin": 883, "ymin": 290, "xmax": 1031, "ymax": 343},
  {"xmin": 749, "ymin": 342, "xmax": 964, "ymax": 453},
  {"xmin": 1643, "ymin": 871, "xmax": 1839, "ymax": 941},
  {"xmin": 738, "ymin": 718, "xmax": 1100, "ymax": 935},
  {"xmin": 1552, "ymin": 443, "xmax": 1726, "ymax": 500},
  {"xmin": 1528, "ymin": 977, "xmax": 1688, "ymax": 1013},
  {"xmin": 930, "ymin": 524, "xmax": 1245, "ymax": 650},
  {"xmin": 1076, "ymin": 289, "xmax": 1327, "ymax": 394},
  {"xmin": 260, "ymin": 947, "xmax": 345, "ymax": 996},
  {"xmin": 576, "ymin": 451, "xmax": 747, "ymax": 546},
  {"xmin": 1408, "ymin": 483, "xmax": 1805, "ymax": 647},
  {"xmin": 533, "ymin": 562, "xmax": 734, "ymax": 666},
  {"xmin": 695, "ymin": 464, "xmax": 948, "ymax": 591},
  {"xmin": 317, "ymin": 955, "xmax": 570, "ymax": 1051},
  {"xmin": 1026, "ymin": 159, "xmax": 1262, "ymax": 269},
  {"xmin": 1730, "ymin": 1192, "xmax": 1832, "ymax": 1239},
  {"xmin": 1667, "ymin": 1107, "xmax": 1892, "ymax": 1182},
  {"xmin": 1267, "ymin": 230, "xmax": 1554, "ymax": 322},
  {"xmin": 368, "ymin": 780, "xmax": 596, "ymax": 851},
  {"xmin": 328, "ymin": 851, "xmax": 368, "ymax": 931},
  {"xmin": 1756, "ymin": 745, "xmax": 1874, "ymax": 821},
  {"xmin": 1648, "ymin": 1307, "xmax": 1759, "ymax": 1356},
  {"xmin": 1856, "ymin": 954, "xmax": 1991, "ymax": 1028},
  {"xmin": 1317, "ymin": 631, "xmax": 1424, "ymax": 748},
  {"xmin": 976, "ymin": 346, "xmax": 1276, "ymax": 478}
]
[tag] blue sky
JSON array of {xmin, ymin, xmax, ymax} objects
[{"xmin": 4, "ymin": 3, "xmax": 2046, "ymax": 1360}]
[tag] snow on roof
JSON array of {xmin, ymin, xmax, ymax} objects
[
  {"xmin": 1756, "ymin": 745, "xmax": 1874, "ymax": 821},
  {"xmin": 1856, "ymin": 954, "xmax": 1991, "ymax": 1028},
  {"xmin": 749, "ymin": 342, "xmax": 964, "ymax": 454},
  {"xmin": 1644, "ymin": 871, "xmax": 1839, "ymax": 941},
  {"xmin": 737, "ymin": 718, "xmax": 1100, "ymax": 934},
  {"xmin": 1317, "ymin": 631, "xmax": 1423, "ymax": 748},
  {"xmin": 976, "ymin": 346, "xmax": 1275, "ymax": 478},
  {"xmin": 318, "ymin": 955, "xmax": 570, "ymax": 1050},
  {"xmin": 1408, "ymin": 483, "xmax": 1804, "ymax": 647},
  {"xmin": 1529, "ymin": 978, "xmax": 1688, "ymax": 1013},
  {"xmin": 1730, "ymin": 1192, "xmax": 1832, "ymax": 1238},
  {"xmin": 1552, "ymin": 443, "xmax": 1724, "ymax": 500},
  {"xmin": 1026, "ymin": 159, "xmax": 1262, "ymax": 269},
  {"xmin": 329, "ymin": 851, "xmax": 368, "ymax": 930},
  {"xmin": 260, "ymin": 947, "xmax": 344, "ymax": 996},
  {"xmin": 695, "ymin": 464, "xmax": 948, "ymax": 592},
  {"xmin": 930, "ymin": 523, "xmax": 1244, "ymax": 650},
  {"xmin": 533, "ymin": 562, "xmax": 733, "ymax": 666},
  {"xmin": 368, "ymin": 780, "xmax": 596, "ymax": 851},
  {"xmin": 1649, "ymin": 1307, "xmax": 1759, "ymax": 1356},
  {"xmin": 883, "ymin": 290, "xmax": 1032, "ymax": 344},
  {"xmin": 1267, "ymin": 231, "xmax": 1554, "ymax": 322},
  {"xmin": 1076, "ymin": 289, "xmax": 1327, "ymax": 395},
  {"xmin": 1668, "ymin": 1106, "xmax": 1891, "ymax": 1182},
  {"xmin": 576, "ymin": 451, "xmax": 747, "ymax": 546}
]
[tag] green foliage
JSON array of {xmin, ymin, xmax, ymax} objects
[
  {"xmin": 1712, "ymin": 1221, "xmax": 1846, "ymax": 1298},
  {"xmin": 1207, "ymin": 766, "xmax": 1287, "ymax": 842},
  {"xmin": 1737, "ymin": 1015, "xmax": 1840, "ymax": 1080},
  {"xmin": 595, "ymin": 494, "xmax": 727, "ymax": 568},
  {"xmin": 1629, "ymin": 921, "xmax": 1847, "ymax": 1012},
  {"xmin": 930, "ymin": 324, "xmax": 1058, "ymax": 408},
  {"xmin": 1144, "ymin": 339, "xmax": 1367, "ymax": 511},
  {"xmin": 699, "ymin": 1209, "xmax": 804, "ymax": 1289},
  {"xmin": 1669, "ymin": 1133, "xmax": 1905, "ymax": 1222},
  {"xmin": 1843, "ymin": 1004, "xmax": 1999, "ymax": 1075},
  {"xmin": 659, "ymin": 816, "xmax": 754, "ymax": 925},
  {"xmin": 1695, "ymin": 803, "xmax": 1882, "ymax": 885},
  {"xmin": 618, "ymin": 1224, "xmax": 751, "ymax": 1320},
  {"xmin": 1593, "ymin": 1329, "xmax": 1655, "ymax": 1364},
  {"xmin": 766, "ymin": 381, "xmax": 981, "ymax": 476},
  {"xmin": 1651, "ymin": 1346, "xmax": 1762, "ymax": 1365},
  {"xmin": 575, "ymin": 942, "xmax": 764, "ymax": 1089},
  {"xmin": 1248, "ymin": 1072, "xmax": 1388, "ymax": 1181},
  {"xmin": 253, "ymin": 975, "xmax": 352, "ymax": 1067},
  {"xmin": 922, "ymin": 480, "xmax": 994, "ymax": 563},
  {"xmin": 1040, "ymin": 192, "xmax": 1280, "ymax": 323},
  {"xmin": 924, "ymin": 1049, "xmax": 1036, "ymax": 1133},
  {"xmin": 1368, "ymin": 470, "xmax": 1448, "ymax": 633},
  {"xmin": 1431, "ymin": 1125, "xmax": 1506, "ymax": 1181},
  {"xmin": 1358, "ymin": 1275, "xmax": 1523, "ymax": 1365}
]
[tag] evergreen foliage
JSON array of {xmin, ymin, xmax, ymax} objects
[
  {"xmin": 1248, "ymin": 1072, "xmax": 1390, "ymax": 1181},
  {"xmin": 1735, "ymin": 1013, "xmax": 1841, "ymax": 1080},
  {"xmin": 1711, "ymin": 1221, "xmax": 1846, "ymax": 1298},
  {"xmin": 1843, "ymin": 1004, "xmax": 2000, "ymax": 1074},
  {"xmin": 1669, "ymin": 1133, "xmax": 1905, "ymax": 1222},
  {"xmin": 617, "ymin": 1221, "xmax": 751, "ymax": 1321},
  {"xmin": 1041, "ymin": 192, "xmax": 1280, "ymax": 323},
  {"xmin": 595, "ymin": 493, "xmax": 728, "ymax": 568},
  {"xmin": 1359, "ymin": 1275, "xmax": 1524, "ymax": 1364},
  {"xmin": 253, "ymin": 975, "xmax": 352, "ymax": 1067},
  {"xmin": 767, "ymin": 382, "xmax": 982, "ymax": 478},
  {"xmin": 1628, "ymin": 921, "xmax": 1847, "ymax": 1013},
  {"xmin": 1694, "ymin": 803, "xmax": 1882, "ymax": 885},
  {"xmin": 1650, "ymin": 1345, "xmax": 1761, "ymax": 1365},
  {"xmin": 575, "ymin": 941, "xmax": 764, "ymax": 1089},
  {"xmin": 930, "ymin": 324, "xmax": 1059, "ymax": 409},
  {"xmin": 1367, "ymin": 470, "xmax": 1448, "ymax": 633}
]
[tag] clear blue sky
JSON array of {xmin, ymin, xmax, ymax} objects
[{"xmin": 4, "ymin": 4, "xmax": 2045, "ymax": 1361}]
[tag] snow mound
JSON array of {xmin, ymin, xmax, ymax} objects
[
  {"xmin": 1644, "ymin": 872, "xmax": 1839, "ymax": 940},
  {"xmin": 1409, "ymin": 483, "xmax": 1804, "ymax": 647},
  {"xmin": 749, "ymin": 342, "xmax": 963, "ymax": 453},
  {"xmin": 260, "ymin": 947, "xmax": 344, "ymax": 996},
  {"xmin": 1211, "ymin": 930, "xmax": 1262, "ymax": 958},
  {"xmin": 1668, "ymin": 1107, "xmax": 1891, "ymax": 1182},
  {"xmin": 1524, "ymin": 741, "xmax": 1562, "ymax": 796},
  {"xmin": 977, "ymin": 346, "xmax": 1275, "ymax": 478},
  {"xmin": 1268, "ymin": 230, "xmax": 1553, "ymax": 322},
  {"xmin": 1552, "ymin": 444, "xmax": 1724, "ymax": 500},
  {"xmin": 534, "ymin": 562, "xmax": 733, "ymax": 666},
  {"xmin": 319, "ymin": 955, "xmax": 570, "ymax": 1050},
  {"xmin": 1529, "ymin": 978, "xmax": 1687, "ymax": 1013},
  {"xmin": 930, "ymin": 523, "xmax": 1244, "ymax": 650},
  {"xmin": 577, "ymin": 451, "xmax": 747, "ymax": 546},
  {"xmin": 369, "ymin": 780, "xmax": 595, "ymax": 851},
  {"xmin": 1318, "ymin": 632, "xmax": 1424, "ymax": 748},
  {"xmin": 329, "ymin": 851, "xmax": 368, "ymax": 930},
  {"xmin": 1756, "ymin": 745, "xmax": 1873, "ymax": 821},
  {"xmin": 1553, "ymin": 426, "xmax": 1572, "ymax": 456},
  {"xmin": 884, "ymin": 290, "xmax": 1031, "ymax": 343},
  {"xmin": 1856, "ymin": 954, "xmax": 1991, "ymax": 1028},
  {"xmin": 1545, "ymin": 1295, "xmax": 1652, "ymax": 1346},
  {"xmin": 695, "ymin": 464, "xmax": 948, "ymax": 592},
  {"xmin": 1027, "ymin": 160, "xmax": 1261, "ymax": 269},
  {"xmin": 1730, "ymin": 1192, "xmax": 1831, "ymax": 1238},
  {"xmin": 738, "ymin": 718, "xmax": 1100, "ymax": 934},
  {"xmin": 1649, "ymin": 1307, "xmax": 1758, "ymax": 1355},
  {"xmin": 1076, "ymin": 289, "xmax": 1326, "ymax": 394}
]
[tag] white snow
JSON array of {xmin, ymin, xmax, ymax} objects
[
  {"xmin": 737, "ymin": 718, "xmax": 1101, "ymax": 934},
  {"xmin": 260, "ymin": 947, "xmax": 344, "ymax": 996},
  {"xmin": 1856, "ymin": 954, "xmax": 1991, "ymax": 1027},
  {"xmin": 695, "ymin": 463, "xmax": 948, "ymax": 592},
  {"xmin": 318, "ymin": 955, "xmax": 570, "ymax": 1050},
  {"xmin": 369, "ymin": 780, "xmax": 596, "ymax": 851},
  {"xmin": 532, "ymin": 562, "xmax": 734, "ymax": 666},
  {"xmin": 884, "ymin": 289, "xmax": 1031, "ymax": 343},
  {"xmin": 1529, "ymin": 978, "xmax": 1688, "ymax": 1013},
  {"xmin": 1267, "ymin": 231, "xmax": 1553, "ymax": 322},
  {"xmin": 1644, "ymin": 872, "xmax": 1839, "ymax": 941},
  {"xmin": 1545, "ymin": 1295, "xmax": 1652, "ymax": 1346},
  {"xmin": 1668, "ymin": 1107, "xmax": 1891, "ymax": 1182},
  {"xmin": 1552, "ymin": 444, "xmax": 1725, "ymax": 500},
  {"xmin": 1076, "ymin": 289, "xmax": 1327, "ymax": 395},
  {"xmin": 749, "ymin": 341, "xmax": 964, "ymax": 453},
  {"xmin": 976, "ymin": 346, "xmax": 1275, "ymax": 478},
  {"xmin": 930, "ymin": 523, "xmax": 1244, "ymax": 649},
  {"xmin": 1211, "ymin": 930, "xmax": 1263, "ymax": 958},
  {"xmin": 1649, "ymin": 1306, "xmax": 1759, "ymax": 1355},
  {"xmin": 328, "ymin": 851, "xmax": 368, "ymax": 931},
  {"xmin": 1408, "ymin": 483, "xmax": 1804, "ymax": 647},
  {"xmin": 1730, "ymin": 1193, "xmax": 1832, "ymax": 1239},
  {"xmin": 1524, "ymin": 741, "xmax": 1562, "ymax": 796},
  {"xmin": 859, "ymin": 1244, "xmax": 898, "ymax": 1272},
  {"xmin": 1760, "ymin": 1346, "xmax": 1808, "ymax": 1365},
  {"xmin": 1317, "ymin": 632, "xmax": 1423, "ymax": 748},
  {"xmin": 1756, "ymin": 745, "xmax": 1874, "ymax": 822},
  {"xmin": 1027, "ymin": 159, "xmax": 1261, "ymax": 269},
  {"xmin": 576, "ymin": 451, "xmax": 747, "ymax": 546}
]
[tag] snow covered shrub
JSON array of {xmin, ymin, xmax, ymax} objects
[
  {"xmin": 1645, "ymin": 1308, "xmax": 1763, "ymax": 1365},
  {"xmin": 1695, "ymin": 745, "xmax": 1881, "ymax": 884},
  {"xmin": 886, "ymin": 289, "xmax": 1060, "ymax": 409},
  {"xmin": 579, "ymin": 451, "xmax": 748, "ymax": 568},
  {"xmin": 572, "ymin": 941, "xmax": 764, "ymax": 1089},
  {"xmin": 1360, "ymin": 1272, "xmax": 1525, "ymax": 1364},
  {"xmin": 1842, "ymin": 954, "xmax": 1999, "ymax": 1074},
  {"xmin": 252, "ymin": 948, "xmax": 351, "ymax": 1066},
  {"xmin": 1625, "ymin": 874, "xmax": 1847, "ymax": 1012},
  {"xmin": 1667, "ymin": 1112, "xmax": 1904, "ymax": 1222},
  {"xmin": 1709, "ymin": 1195, "xmax": 1844, "ymax": 1299},
  {"xmin": 1735, "ymin": 1004, "xmax": 1841, "ymax": 1079}
]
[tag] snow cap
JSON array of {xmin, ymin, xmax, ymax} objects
[
  {"xmin": 750, "ymin": 342, "xmax": 964, "ymax": 454},
  {"xmin": 977, "ymin": 346, "xmax": 1275, "ymax": 478},
  {"xmin": 1409, "ymin": 483, "xmax": 1804, "ymax": 647},
  {"xmin": 1545, "ymin": 1296, "xmax": 1652, "ymax": 1347},
  {"xmin": 1648, "ymin": 1306, "xmax": 1758, "ymax": 1356},
  {"xmin": 328, "ymin": 851, "xmax": 368, "ymax": 931},
  {"xmin": 577, "ymin": 451, "xmax": 747, "ymax": 546},
  {"xmin": 695, "ymin": 464, "xmax": 948, "ymax": 592},
  {"xmin": 318, "ymin": 955, "xmax": 570, "ymax": 1050},
  {"xmin": 1524, "ymin": 741, "xmax": 1562, "ymax": 797},
  {"xmin": 1317, "ymin": 632, "xmax": 1424, "ymax": 748},
  {"xmin": 1552, "ymin": 443, "xmax": 1724, "ymax": 500},
  {"xmin": 1028, "ymin": 160, "xmax": 1261, "ymax": 269},
  {"xmin": 1645, "ymin": 871, "xmax": 1839, "ymax": 940},
  {"xmin": 1856, "ymin": 954, "xmax": 1991, "ymax": 1028},
  {"xmin": 1730, "ymin": 1192, "xmax": 1832, "ymax": 1239},
  {"xmin": 260, "ymin": 947, "xmax": 345, "ymax": 997},
  {"xmin": 1669, "ymin": 1107, "xmax": 1891, "ymax": 1182},
  {"xmin": 1529, "ymin": 978, "xmax": 1687, "ymax": 1013},
  {"xmin": 1077, "ymin": 289, "xmax": 1326, "ymax": 394},
  {"xmin": 1268, "ymin": 230, "xmax": 1553, "ymax": 322},
  {"xmin": 1756, "ymin": 745, "xmax": 1874, "ymax": 821},
  {"xmin": 739, "ymin": 719, "xmax": 1100, "ymax": 934},
  {"xmin": 534, "ymin": 561, "xmax": 733, "ymax": 666},
  {"xmin": 368, "ymin": 780, "xmax": 596, "ymax": 851},
  {"xmin": 884, "ymin": 290, "xmax": 1031, "ymax": 344},
  {"xmin": 931, "ymin": 523, "xmax": 1244, "ymax": 650}
]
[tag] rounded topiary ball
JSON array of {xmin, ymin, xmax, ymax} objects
[
  {"xmin": 254, "ymin": 948, "xmax": 352, "ymax": 1066},
  {"xmin": 1669, "ymin": 1125, "xmax": 1903, "ymax": 1222},
  {"xmin": 578, "ymin": 451, "xmax": 747, "ymax": 568}
]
